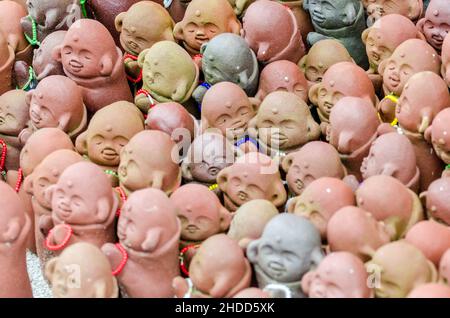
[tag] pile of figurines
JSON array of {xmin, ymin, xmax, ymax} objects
[{"xmin": 1, "ymin": 0, "xmax": 450, "ymax": 299}]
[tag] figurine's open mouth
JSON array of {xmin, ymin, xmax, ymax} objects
[
  {"xmin": 371, "ymin": 52, "xmax": 380, "ymax": 62},
  {"xmin": 186, "ymin": 224, "xmax": 200, "ymax": 233},
  {"xmin": 387, "ymin": 76, "xmax": 400, "ymax": 89},
  {"xmin": 267, "ymin": 261, "xmax": 286, "ymax": 273},
  {"xmin": 295, "ymin": 178, "xmax": 304, "ymax": 191},
  {"xmin": 237, "ymin": 191, "xmax": 248, "ymax": 201},
  {"xmin": 30, "ymin": 110, "xmax": 42, "ymax": 124},
  {"xmin": 69, "ymin": 60, "xmax": 83, "ymax": 73},
  {"xmin": 322, "ymin": 102, "xmax": 333, "ymax": 113},
  {"xmin": 57, "ymin": 204, "xmax": 72, "ymax": 219},
  {"xmin": 127, "ymin": 41, "xmax": 139, "ymax": 50},
  {"xmin": 431, "ymin": 35, "xmax": 443, "ymax": 45},
  {"xmin": 195, "ymin": 35, "xmax": 208, "ymax": 45},
  {"xmin": 101, "ymin": 148, "xmax": 118, "ymax": 161}
]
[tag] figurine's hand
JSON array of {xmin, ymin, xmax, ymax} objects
[
  {"xmin": 39, "ymin": 215, "xmax": 54, "ymax": 237},
  {"xmin": 192, "ymin": 86, "xmax": 208, "ymax": 105},
  {"xmin": 134, "ymin": 94, "xmax": 151, "ymax": 113},
  {"xmin": 172, "ymin": 276, "xmax": 189, "ymax": 298},
  {"xmin": 51, "ymin": 224, "xmax": 72, "ymax": 245},
  {"xmin": 378, "ymin": 97, "xmax": 397, "ymax": 123},
  {"xmin": 13, "ymin": 61, "xmax": 30, "ymax": 89},
  {"xmin": 124, "ymin": 60, "xmax": 141, "ymax": 78},
  {"xmin": 101, "ymin": 243, "xmax": 124, "ymax": 272},
  {"xmin": 18, "ymin": 127, "xmax": 32, "ymax": 146}
]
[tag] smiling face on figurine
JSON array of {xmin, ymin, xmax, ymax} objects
[
  {"xmin": 0, "ymin": 90, "xmax": 29, "ymax": 135},
  {"xmin": 217, "ymin": 152, "xmax": 287, "ymax": 211},
  {"xmin": 362, "ymin": 0, "xmax": 423, "ymax": 26},
  {"xmin": 282, "ymin": 142, "xmax": 347, "ymax": 196},
  {"xmin": 26, "ymin": 150, "xmax": 83, "ymax": 210},
  {"xmin": 356, "ymin": 175, "xmax": 423, "ymax": 239},
  {"xmin": 442, "ymin": 34, "xmax": 450, "ymax": 86},
  {"xmin": 366, "ymin": 241, "xmax": 437, "ymax": 298},
  {"xmin": 242, "ymin": 0, "xmax": 304, "ymax": 64},
  {"xmin": 289, "ymin": 178, "xmax": 355, "ymax": 240},
  {"xmin": 117, "ymin": 188, "xmax": 180, "ymax": 253},
  {"xmin": 428, "ymin": 109, "xmax": 450, "ymax": 164},
  {"xmin": 45, "ymin": 242, "xmax": 118, "ymax": 298},
  {"xmin": 138, "ymin": 41, "xmax": 198, "ymax": 103},
  {"xmin": 170, "ymin": 184, "xmax": 230, "ymax": 242},
  {"xmin": 118, "ymin": 130, "xmax": 181, "ymax": 195},
  {"xmin": 397, "ymin": 72, "xmax": 450, "ymax": 134},
  {"xmin": 426, "ymin": 178, "xmax": 450, "ymax": 225},
  {"xmin": 327, "ymin": 206, "xmax": 392, "ymax": 262},
  {"xmin": 227, "ymin": 199, "xmax": 278, "ymax": 249},
  {"xmin": 253, "ymin": 91, "xmax": 320, "ymax": 151},
  {"xmin": 20, "ymin": 128, "xmax": 74, "ymax": 176},
  {"xmin": 182, "ymin": 132, "xmax": 236, "ymax": 184},
  {"xmin": 27, "ymin": 75, "xmax": 85, "ymax": 134},
  {"xmin": 76, "ymin": 101, "xmax": 144, "ymax": 167},
  {"xmin": 115, "ymin": 1, "xmax": 175, "ymax": 56},
  {"xmin": 201, "ymin": 82, "xmax": 258, "ymax": 137},
  {"xmin": 361, "ymin": 132, "xmax": 419, "ymax": 189},
  {"xmin": 256, "ymin": 60, "xmax": 308, "ymax": 102},
  {"xmin": 48, "ymin": 161, "xmax": 117, "ymax": 225},
  {"xmin": 247, "ymin": 214, "xmax": 324, "ymax": 283},
  {"xmin": 302, "ymin": 252, "xmax": 372, "ymax": 298},
  {"xmin": 189, "ymin": 234, "xmax": 251, "ymax": 297},
  {"xmin": 362, "ymin": 14, "xmax": 422, "ymax": 71},
  {"xmin": 299, "ymin": 39, "xmax": 353, "ymax": 84},
  {"xmin": 32, "ymin": 31, "xmax": 66, "ymax": 81},
  {"xmin": 173, "ymin": 0, "xmax": 241, "ymax": 55},
  {"xmin": 326, "ymin": 97, "xmax": 380, "ymax": 155},
  {"xmin": 379, "ymin": 39, "xmax": 441, "ymax": 96},
  {"xmin": 54, "ymin": 19, "xmax": 119, "ymax": 79},
  {"xmin": 417, "ymin": 0, "xmax": 450, "ymax": 50},
  {"xmin": 309, "ymin": 62, "xmax": 375, "ymax": 123},
  {"xmin": 305, "ymin": 0, "xmax": 360, "ymax": 29}
]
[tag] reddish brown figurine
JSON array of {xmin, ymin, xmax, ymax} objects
[
  {"xmin": 102, "ymin": 188, "xmax": 181, "ymax": 298},
  {"xmin": 417, "ymin": 0, "xmax": 450, "ymax": 51},
  {"xmin": 362, "ymin": 0, "xmax": 423, "ymax": 26},
  {"xmin": 53, "ymin": 19, "xmax": 133, "ymax": 113},
  {"xmin": 424, "ymin": 177, "xmax": 450, "ymax": 225},
  {"xmin": 425, "ymin": 108, "xmax": 450, "ymax": 166}
]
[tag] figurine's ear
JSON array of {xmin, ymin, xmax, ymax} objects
[
  {"xmin": 424, "ymin": 125, "xmax": 432, "ymax": 143},
  {"xmin": 96, "ymin": 197, "xmax": 111, "ymax": 223},
  {"xmin": 25, "ymin": 90, "xmax": 33, "ymax": 105},
  {"xmin": 200, "ymin": 42, "xmax": 208, "ymax": 55},
  {"xmin": 418, "ymin": 113, "xmax": 431, "ymax": 134},
  {"xmin": 114, "ymin": 12, "xmax": 126, "ymax": 32},
  {"xmin": 181, "ymin": 161, "xmax": 193, "ymax": 181},
  {"xmin": 308, "ymin": 117, "xmax": 321, "ymax": 140},
  {"xmin": 380, "ymin": 163, "xmax": 398, "ymax": 177},
  {"xmin": 209, "ymin": 274, "xmax": 231, "ymax": 298},
  {"xmin": 141, "ymin": 228, "xmax": 162, "ymax": 252},
  {"xmin": 377, "ymin": 59, "xmax": 388, "ymax": 75},
  {"xmin": 416, "ymin": 31, "xmax": 426, "ymax": 41},
  {"xmin": 343, "ymin": 2, "xmax": 357, "ymax": 24},
  {"xmin": 286, "ymin": 196, "xmax": 298, "ymax": 213},
  {"xmin": 58, "ymin": 113, "xmax": 71, "ymax": 131},
  {"xmin": 310, "ymin": 246, "xmax": 324, "ymax": 269},
  {"xmin": 173, "ymin": 22, "xmax": 184, "ymax": 41},
  {"xmin": 338, "ymin": 131, "xmax": 353, "ymax": 153},
  {"xmin": 44, "ymin": 257, "xmax": 59, "ymax": 282},
  {"xmin": 248, "ymin": 97, "xmax": 261, "ymax": 113},
  {"xmin": 52, "ymin": 45, "xmax": 63, "ymax": 62},
  {"xmin": 246, "ymin": 240, "xmax": 260, "ymax": 263},
  {"xmin": 24, "ymin": 173, "xmax": 34, "ymax": 195},
  {"xmin": 308, "ymin": 83, "xmax": 321, "ymax": 106},
  {"xmin": 281, "ymin": 153, "xmax": 295, "ymax": 173},
  {"xmin": 298, "ymin": 54, "xmax": 307, "ymax": 72},
  {"xmin": 228, "ymin": 19, "xmax": 241, "ymax": 35},
  {"xmin": 219, "ymin": 206, "xmax": 232, "ymax": 232},
  {"xmin": 151, "ymin": 171, "xmax": 165, "ymax": 190},
  {"xmin": 427, "ymin": 260, "xmax": 439, "ymax": 283},
  {"xmin": 75, "ymin": 131, "xmax": 88, "ymax": 155},
  {"xmin": 99, "ymin": 54, "xmax": 113, "ymax": 76},
  {"xmin": 217, "ymin": 168, "xmax": 230, "ymax": 192},
  {"xmin": 301, "ymin": 271, "xmax": 314, "ymax": 295},
  {"xmin": 2, "ymin": 218, "xmax": 21, "ymax": 243},
  {"xmin": 361, "ymin": 28, "xmax": 370, "ymax": 44},
  {"xmin": 172, "ymin": 79, "xmax": 189, "ymax": 102},
  {"xmin": 270, "ymin": 182, "xmax": 287, "ymax": 207},
  {"xmin": 416, "ymin": 18, "xmax": 426, "ymax": 33},
  {"xmin": 137, "ymin": 49, "xmax": 150, "ymax": 68},
  {"xmin": 43, "ymin": 184, "xmax": 57, "ymax": 207}
]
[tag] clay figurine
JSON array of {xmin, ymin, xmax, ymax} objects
[
  {"xmin": 173, "ymin": 0, "xmax": 241, "ymax": 56},
  {"xmin": 118, "ymin": 130, "xmax": 181, "ymax": 196},
  {"xmin": 44, "ymin": 161, "xmax": 119, "ymax": 254},
  {"xmin": 0, "ymin": 180, "xmax": 32, "ymax": 298},
  {"xmin": 0, "ymin": 30, "xmax": 14, "ymax": 95},
  {"xmin": 25, "ymin": 149, "xmax": 83, "ymax": 266},
  {"xmin": 378, "ymin": 39, "xmax": 440, "ymax": 123},
  {"xmin": 356, "ymin": 175, "xmax": 424, "ymax": 240},
  {"xmin": 298, "ymin": 39, "xmax": 353, "ymax": 85},
  {"xmin": 416, "ymin": 0, "xmax": 450, "ymax": 51},
  {"xmin": 227, "ymin": 199, "xmax": 278, "ymax": 249},
  {"xmin": 309, "ymin": 62, "xmax": 376, "ymax": 125},
  {"xmin": 302, "ymin": 252, "xmax": 373, "ymax": 298},
  {"xmin": 193, "ymin": 33, "xmax": 259, "ymax": 103},
  {"xmin": 21, "ymin": 0, "xmax": 82, "ymax": 46},
  {"xmin": 326, "ymin": 96, "xmax": 380, "ymax": 181},
  {"xmin": 19, "ymin": 75, "xmax": 87, "ymax": 144},
  {"xmin": 75, "ymin": 101, "xmax": 144, "ymax": 186},
  {"xmin": 217, "ymin": 152, "xmax": 287, "ymax": 211},
  {"xmin": 288, "ymin": 177, "xmax": 355, "ymax": 240},
  {"xmin": 0, "ymin": 90, "xmax": 29, "ymax": 171},
  {"xmin": 53, "ymin": 19, "xmax": 133, "ymax": 113},
  {"xmin": 181, "ymin": 132, "xmax": 237, "ymax": 190},
  {"xmin": 408, "ymin": 283, "xmax": 450, "ymax": 298},
  {"xmin": 242, "ymin": 0, "xmax": 305, "ymax": 64},
  {"xmin": 247, "ymin": 214, "xmax": 324, "ymax": 298},
  {"xmin": 115, "ymin": 1, "xmax": 175, "ymax": 83},
  {"xmin": 362, "ymin": 0, "xmax": 424, "ymax": 26},
  {"xmin": 442, "ymin": 33, "xmax": 450, "ymax": 87},
  {"xmin": 303, "ymin": 0, "xmax": 368, "ymax": 68},
  {"xmin": 249, "ymin": 91, "xmax": 320, "ymax": 159},
  {"xmin": 361, "ymin": 132, "xmax": 420, "ymax": 192},
  {"xmin": 366, "ymin": 241, "xmax": 438, "ymax": 298},
  {"xmin": 255, "ymin": 60, "xmax": 309, "ymax": 102},
  {"xmin": 423, "ymin": 177, "xmax": 450, "ymax": 225},
  {"xmin": 173, "ymin": 234, "xmax": 251, "ymax": 298},
  {"xmin": 45, "ymin": 242, "xmax": 119, "ymax": 298},
  {"xmin": 425, "ymin": 108, "xmax": 450, "ymax": 166},
  {"xmin": 282, "ymin": 141, "xmax": 347, "ymax": 196},
  {"xmin": 327, "ymin": 206, "xmax": 394, "ymax": 262},
  {"xmin": 135, "ymin": 41, "xmax": 199, "ymax": 113},
  {"xmin": 102, "ymin": 188, "xmax": 180, "ymax": 298},
  {"xmin": 405, "ymin": 220, "xmax": 450, "ymax": 266},
  {"xmin": 170, "ymin": 184, "xmax": 231, "ymax": 248},
  {"xmin": 276, "ymin": 0, "xmax": 314, "ymax": 44}
]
